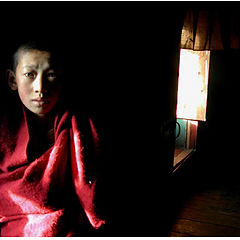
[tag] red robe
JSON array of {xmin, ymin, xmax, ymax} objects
[{"xmin": 0, "ymin": 104, "xmax": 105, "ymax": 236}]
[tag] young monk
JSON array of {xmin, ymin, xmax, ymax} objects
[{"xmin": 0, "ymin": 41, "xmax": 105, "ymax": 236}]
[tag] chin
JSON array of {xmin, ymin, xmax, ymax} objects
[{"xmin": 31, "ymin": 108, "xmax": 52, "ymax": 116}]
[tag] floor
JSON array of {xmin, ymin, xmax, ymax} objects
[{"xmin": 168, "ymin": 164, "xmax": 240, "ymax": 237}]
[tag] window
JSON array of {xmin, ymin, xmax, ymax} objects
[
  {"xmin": 174, "ymin": 49, "xmax": 210, "ymax": 169},
  {"xmin": 176, "ymin": 49, "xmax": 210, "ymax": 121}
]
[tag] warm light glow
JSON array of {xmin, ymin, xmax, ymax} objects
[
  {"xmin": 176, "ymin": 49, "xmax": 210, "ymax": 121},
  {"xmin": 188, "ymin": 120, "xmax": 198, "ymax": 127}
]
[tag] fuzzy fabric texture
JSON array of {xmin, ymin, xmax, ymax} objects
[{"xmin": 0, "ymin": 105, "xmax": 105, "ymax": 236}]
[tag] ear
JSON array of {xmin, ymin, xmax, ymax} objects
[{"xmin": 6, "ymin": 69, "xmax": 17, "ymax": 90}]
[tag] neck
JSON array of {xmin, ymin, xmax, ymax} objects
[
  {"xmin": 24, "ymin": 109, "xmax": 56, "ymax": 161},
  {"xmin": 26, "ymin": 109, "xmax": 55, "ymax": 131}
]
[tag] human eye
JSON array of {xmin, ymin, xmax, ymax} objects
[
  {"xmin": 46, "ymin": 71, "xmax": 57, "ymax": 81},
  {"xmin": 24, "ymin": 72, "xmax": 35, "ymax": 79}
]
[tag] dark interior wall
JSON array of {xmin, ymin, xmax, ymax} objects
[
  {"xmin": 0, "ymin": 2, "xmax": 184, "ymax": 236},
  {"xmin": 197, "ymin": 50, "xmax": 240, "ymax": 177}
]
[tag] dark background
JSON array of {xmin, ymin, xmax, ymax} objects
[
  {"xmin": 2, "ymin": 1, "xmax": 240, "ymax": 237},
  {"xmin": 197, "ymin": 49, "xmax": 240, "ymax": 177},
  {"xmin": 0, "ymin": 1, "xmax": 186, "ymax": 236}
]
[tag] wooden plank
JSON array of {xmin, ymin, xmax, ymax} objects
[
  {"xmin": 171, "ymin": 219, "xmax": 240, "ymax": 237},
  {"xmin": 192, "ymin": 183, "xmax": 240, "ymax": 199},
  {"xmin": 168, "ymin": 231, "xmax": 192, "ymax": 237},
  {"xmin": 176, "ymin": 207, "xmax": 240, "ymax": 229},
  {"xmin": 187, "ymin": 192, "xmax": 240, "ymax": 207},
  {"xmin": 191, "ymin": 189, "xmax": 237, "ymax": 201},
  {"xmin": 191, "ymin": 192, "xmax": 240, "ymax": 205},
  {"xmin": 184, "ymin": 196, "xmax": 240, "ymax": 217}
]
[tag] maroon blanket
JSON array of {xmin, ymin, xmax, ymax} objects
[{"xmin": 0, "ymin": 106, "xmax": 105, "ymax": 236}]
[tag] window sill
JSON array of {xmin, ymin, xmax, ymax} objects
[{"xmin": 173, "ymin": 148, "xmax": 196, "ymax": 173}]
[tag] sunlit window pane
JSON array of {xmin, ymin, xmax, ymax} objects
[{"xmin": 176, "ymin": 49, "xmax": 210, "ymax": 121}]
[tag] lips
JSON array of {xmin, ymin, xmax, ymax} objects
[
  {"xmin": 32, "ymin": 98, "xmax": 50, "ymax": 105},
  {"xmin": 32, "ymin": 97, "xmax": 50, "ymax": 101}
]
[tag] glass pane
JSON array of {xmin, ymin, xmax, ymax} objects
[{"xmin": 176, "ymin": 49, "xmax": 210, "ymax": 121}]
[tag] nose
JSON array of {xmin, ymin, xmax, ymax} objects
[{"xmin": 33, "ymin": 75, "xmax": 46, "ymax": 94}]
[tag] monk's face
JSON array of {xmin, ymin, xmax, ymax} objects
[{"xmin": 14, "ymin": 50, "xmax": 62, "ymax": 117}]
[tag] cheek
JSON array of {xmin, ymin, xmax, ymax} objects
[
  {"xmin": 17, "ymin": 83, "xmax": 32, "ymax": 102},
  {"xmin": 50, "ymin": 84, "xmax": 62, "ymax": 99}
]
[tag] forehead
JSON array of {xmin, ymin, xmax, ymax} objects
[{"xmin": 17, "ymin": 49, "xmax": 51, "ymax": 69}]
